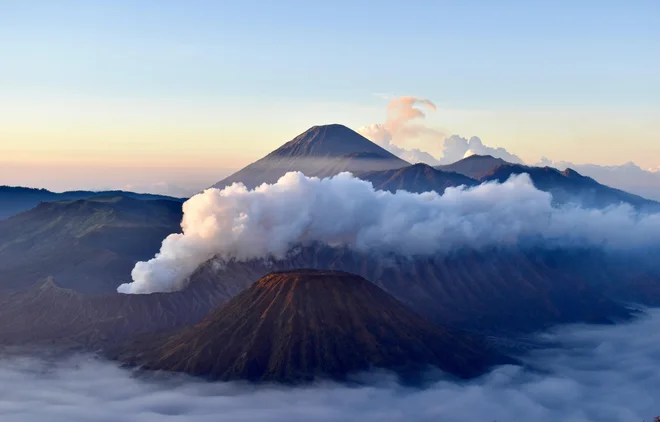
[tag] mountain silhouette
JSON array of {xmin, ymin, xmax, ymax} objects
[{"xmin": 0, "ymin": 185, "xmax": 184, "ymax": 220}]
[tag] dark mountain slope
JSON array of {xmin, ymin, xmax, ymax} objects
[
  {"xmin": 0, "ymin": 275, "xmax": 234, "ymax": 348},
  {"xmin": 0, "ymin": 247, "xmax": 651, "ymax": 354},
  {"xmin": 359, "ymin": 163, "xmax": 478, "ymax": 194},
  {"xmin": 0, "ymin": 196, "xmax": 182, "ymax": 293},
  {"xmin": 0, "ymin": 185, "xmax": 184, "ymax": 220},
  {"xmin": 436, "ymin": 155, "xmax": 508, "ymax": 180},
  {"xmin": 212, "ymin": 124, "xmax": 409, "ymax": 190},
  {"xmin": 119, "ymin": 270, "xmax": 511, "ymax": 383},
  {"xmin": 482, "ymin": 164, "xmax": 659, "ymax": 209},
  {"xmin": 187, "ymin": 246, "xmax": 634, "ymax": 334}
]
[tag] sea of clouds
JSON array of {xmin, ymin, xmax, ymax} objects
[{"xmin": 1, "ymin": 309, "xmax": 659, "ymax": 422}]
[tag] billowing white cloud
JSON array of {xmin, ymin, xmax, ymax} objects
[
  {"xmin": 2, "ymin": 308, "xmax": 659, "ymax": 421},
  {"xmin": 359, "ymin": 96, "xmax": 524, "ymax": 165},
  {"xmin": 440, "ymin": 135, "xmax": 524, "ymax": 165},
  {"xmin": 358, "ymin": 96, "xmax": 444, "ymax": 165},
  {"xmin": 118, "ymin": 171, "xmax": 660, "ymax": 294}
]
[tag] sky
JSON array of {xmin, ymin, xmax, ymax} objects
[{"xmin": 1, "ymin": 0, "xmax": 658, "ymax": 194}]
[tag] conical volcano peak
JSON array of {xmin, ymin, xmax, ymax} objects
[
  {"xmin": 212, "ymin": 125, "xmax": 409, "ymax": 189},
  {"xmin": 307, "ymin": 123, "xmax": 353, "ymax": 134},
  {"xmin": 121, "ymin": 269, "xmax": 510, "ymax": 383},
  {"xmin": 269, "ymin": 124, "xmax": 396, "ymax": 159}
]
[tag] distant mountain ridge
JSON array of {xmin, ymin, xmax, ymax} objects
[
  {"xmin": 436, "ymin": 155, "xmax": 660, "ymax": 210},
  {"xmin": 212, "ymin": 124, "xmax": 409, "ymax": 189},
  {"xmin": 0, "ymin": 196, "xmax": 183, "ymax": 293},
  {"xmin": 0, "ymin": 185, "xmax": 185, "ymax": 220},
  {"xmin": 538, "ymin": 159, "xmax": 660, "ymax": 201},
  {"xmin": 483, "ymin": 163, "xmax": 657, "ymax": 209}
]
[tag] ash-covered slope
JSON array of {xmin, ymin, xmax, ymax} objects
[
  {"xmin": 359, "ymin": 163, "xmax": 478, "ymax": 194},
  {"xmin": 212, "ymin": 124, "xmax": 409, "ymax": 189},
  {"xmin": 120, "ymin": 270, "xmax": 510, "ymax": 382},
  {"xmin": 0, "ymin": 196, "xmax": 183, "ymax": 293}
]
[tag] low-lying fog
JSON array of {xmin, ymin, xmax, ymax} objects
[{"xmin": 1, "ymin": 309, "xmax": 659, "ymax": 422}]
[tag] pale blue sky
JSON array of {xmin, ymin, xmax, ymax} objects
[
  {"xmin": 0, "ymin": 0, "xmax": 658, "ymax": 192},
  {"xmin": 2, "ymin": 0, "xmax": 658, "ymax": 106}
]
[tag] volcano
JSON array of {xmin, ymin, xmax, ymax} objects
[
  {"xmin": 360, "ymin": 163, "xmax": 478, "ymax": 194},
  {"xmin": 120, "ymin": 270, "xmax": 510, "ymax": 383},
  {"xmin": 212, "ymin": 124, "xmax": 409, "ymax": 189}
]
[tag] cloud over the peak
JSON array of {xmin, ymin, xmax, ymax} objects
[
  {"xmin": 359, "ymin": 96, "xmax": 523, "ymax": 165},
  {"xmin": 440, "ymin": 134, "xmax": 524, "ymax": 165},
  {"xmin": 119, "ymin": 171, "xmax": 660, "ymax": 294},
  {"xmin": 358, "ymin": 96, "xmax": 443, "ymax": 165}
]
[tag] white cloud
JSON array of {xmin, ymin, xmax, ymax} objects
[
  {"xmin": 359, "ymin": 96, "xmax": 524, "ymax": 165},
  {"xmin": 119, "ymin": 171, "xmax": 660, "ymax": 294},
  {"xmin": 439, "ymin": 134, "xmax": 524, "ymax": 164},
  {"xmin": 358, "ymin": 96, "xmax": 444, "ymax": 165},
  {"xmin": 1, "ymin": 309, "xmax": 659, "ymax": 421}
]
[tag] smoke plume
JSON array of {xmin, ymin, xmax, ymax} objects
[
  {"xmin": 2, "ymin": 309, "xmax": 659, "ymax": 421},
  {"xmin": 358, "ymin": 96, "xmax": 444, "ymax": 165},
  {"xmin": 359, "ymin": 96, "xmax": 524, "ymax": 165},
  {"xmin": 118, "ymin": 171, "xmax": 660, "ymax": 294}
]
